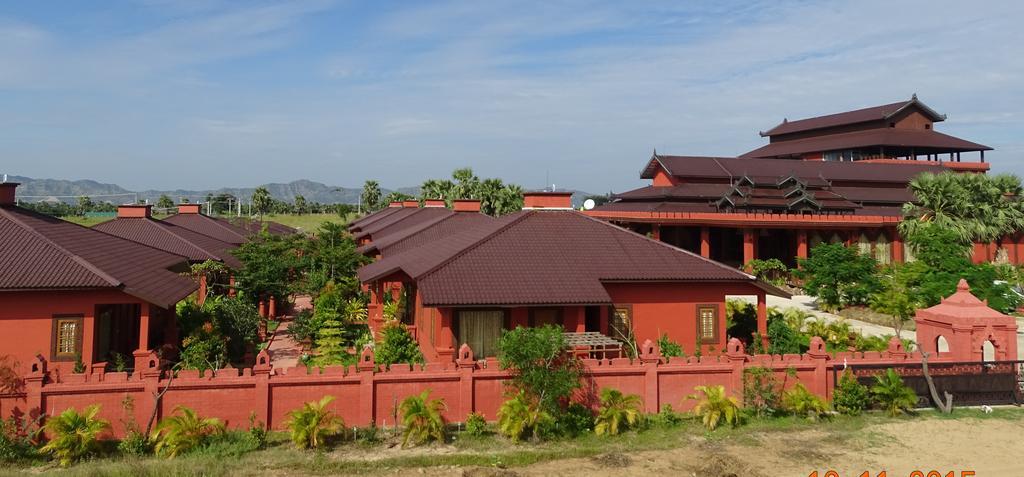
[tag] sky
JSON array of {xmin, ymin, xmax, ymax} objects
[{"xmin": 1, "ymin": 0, "xmax": 1023, "ymax": 194}]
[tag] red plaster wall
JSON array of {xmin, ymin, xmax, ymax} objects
[
  {"xmin": 604, "ymin": 282, "xmax": 763, "ymax": 355},
  {"xmin": 1, "ymin": 339, "xmax": 948, "ymax": 437},
  {"xmin": 0, "ymin": 290, "xmax": 150, "ymax": 376},
  {"xmin": 651, "ymin": 168, "xmax": 680, "ymax": 187}
]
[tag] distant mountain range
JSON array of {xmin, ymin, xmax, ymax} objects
[{"xmin": 4, "ymin": 175, "xmax": 596, "ymax": 206}]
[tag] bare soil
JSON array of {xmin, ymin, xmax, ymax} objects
[{"xmin": 403, "ymin": 416, "xmax": 1024, "ymax": 477}]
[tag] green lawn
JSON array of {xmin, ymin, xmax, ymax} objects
[
  {"xmin": 58, "ymin": 213, "xmax": 355, "ymax": 232},
  {"xmin": 4, "ymin": 408, "xmax": 1019, "ymax": 476}
]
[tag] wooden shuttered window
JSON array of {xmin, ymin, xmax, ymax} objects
[
  {"xmin": 51, "ymin": 315, "xmax": 84, "ymax": 361},
  {"xmin": 697, "ymin": 305, "xmax": 719, "ymax": 344}
]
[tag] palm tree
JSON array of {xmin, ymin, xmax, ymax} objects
[
  {"xmin": 691, "ymin": 385, "xmax": 740, "ymax": 431},
  {"xmin": 293, "ymin": 195, "xmax": 307, "ymax": 215},
  {"xmin": 870, "ymin": 368, "xmax": 918, "ymax": 416},
  {"xmin": 399, "ymin": 390, "xmax": 447, "ymax": 447},
  {"xmin": 900, "ymin": 172, "xmax": 1024, "ymax": 246},
  {"xmin": 452, "ymin": 168, "xmax": 480, "ymax": 199},
  {"xmin": 497, "ymin": 391, "xmax": 552, "ymax": 442},
  {"xmin": 150, "ymin": 406, "xmax": 225, "ymax": 457},
  {"xmin": 594, "ymin": 388, "xmax": 641, "ymax": 436},
  {"xmin": 286, "ymin": 396, "xmax": 342, "ymax": 449},
  {"xmin": 39, "ymin": 405, "xmax": 110, "ymax": 466},
  {"xmin": 361, "ymin": 180, "xmax": 382, "ymax": 212}
]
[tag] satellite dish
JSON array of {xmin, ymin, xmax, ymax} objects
[{"xmin": 583, "ymin": 199, "xmax": 596, "ymax": 210}]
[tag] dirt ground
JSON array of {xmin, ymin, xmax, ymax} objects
[{"xmin": 401, "ymin": 416, "xmax": 1024, "ymax": 477}]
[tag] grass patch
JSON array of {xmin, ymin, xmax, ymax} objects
[{"xmin": 3, "ymin": 408, "xmax": 1022, "ymax": 476}]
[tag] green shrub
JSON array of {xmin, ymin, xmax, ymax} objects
[
  {"xmin": 246, "ymin": 413, "xmax": 268, "ymax": 450},
  {"xmin": 375, "ymin": 322, "xmax": 424, "ymax": 367},
  {"xmin": 594, "ymin": 388, "xmax": 642, "ymax": 436},
  {"xmin": 766, "ymin": 314, "xmax": 808, "ymax": 355},
  {"xmin": 781, "ymin": 383, "xmax": 830, "ymax": 420},
  {"xmin": 151, "ymin": 406, "xmax": 225, "ymax": 458},
  {"xmin": 0, "ymin": 418, "xmax": 40, "ymax": 464},
  {"xmin": 832, "ymin": 370, "xmax": 871, "ymax": 416},
  {"xmin": 497, "ymin": 391, "xmax": 552, "ymax": 443},
  {"xmin": 117, "ymin": 430, "xmax": 150, "ymax": 457},
  {"xmin": 795, "ymin": 243, "xmax": 880, "ymax": 312},
  {"xmin": 399, "ymin": 390, "xmax": 447, "ymax": 447},
  {"xmin": 179, "ymin": 322, "xmax": 229, "ymax": 372},
  {"xmin": 287, "ymin": 396, "xmax": 343, "ymax": 449},
  {"xmin": 553, "ymin": 402, "xmax": 593, "ymax": 437},
  {"xmin": 870, "ymin": 368, "xmax": 918, "ymax": 416},
  {"xmin": 498, "ymin": 325, "xmax": 581, "ymax": 415},
  {"xmin": 742, "ymin": 366, "xmax": 780, "ymax": 417},
  {"xmin": 690, "ymin": 385, "xmax": 740, "ymax": 431},
  {"xmin": 725, "ymin": 299, "xmax": 758, "ymax": 343},
  {"xmin": 464, "ymin": 412, "xmax": 488, "ymax": 436},
  {"xmin": 746, "ymin": 258, "xmax": 789, "ymax": 286},
  {"xmin": 39, "ymin": 404, "xmax": 111, "ymax": 467},
  {"xmin": 656, "ymin": 332, "xmax": 684, "ymax": 358},
  {"xmin": 652, "ymin": 404, "xmax": 684, "ymax": 428}
]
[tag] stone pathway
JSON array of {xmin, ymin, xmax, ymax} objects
[{"xmin": 265, "ymin": 295, "xmax": 312, "ymax": 369}]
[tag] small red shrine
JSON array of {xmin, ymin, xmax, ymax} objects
[{"xmin": 914, "ymin": 279, "xmax": 1018, "ymax": 361}]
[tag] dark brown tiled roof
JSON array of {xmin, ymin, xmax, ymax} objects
[
  {"xmin": 354, "ymin": 207, "xmax": 454, "ymax": 242},
  {"xmin": 613, "ymin": 184, "xmax": 732, "ymax": 201},
  {"xmin": 359, "ymin": 211, "xmax": 772, "ymax": 306},
  {"xmin": 742, "ymin": 128, "xmax": 991, "ymax": 158},
  {"xmin": 163, "ymin": 213, "xmax": 251, "ymax": 245},
  {"xmin": 0, "ymin": 206, "xmax": 197, "ymax": 308},
  {"xmin": 361, "ymin": 213, "xmax": 496, "ymax": 256},
  {"xmin": 349, "ymin": 207, "xmax": 405, "ymax": 231},
  {"xmin": 829, "ymin": 186, "xmax": 914, "ymax": 204},
  {"xmin": 229, "ymin": 218, "xmax": 298, "ymax": 236},
  {"xmin": 94, "ymin": 217, "xmax": 242, "ymax": 269},
  {"xmin": 761, "ymin": 98, "xmax": 945, "ymax": 137},
  {"xmin": 645, "ymin": 155, "xmax": 945, "ymax": 184}
]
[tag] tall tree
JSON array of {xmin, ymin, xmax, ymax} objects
[
  {"xmin": 76, "ymin": 195, "xmax": 94, "ymax": 214},
  {"xmin": 361, "ymin": 180, "xmax": 382, "ymax": 212},
  {"xmin": 156, "ymin": 194, "xmax": 174, "ymax": 209},
  {"xmin": 251, "ymin": 186, "xmax": 272, "ymax": 219},
  {"xmin": 293, "ymin": 195, "xmax": 307, "ymax": 215}
]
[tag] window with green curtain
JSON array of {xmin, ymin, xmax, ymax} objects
[{"xmin": 457, "ymin": 310, "xmax": 504, "ymax": 358}]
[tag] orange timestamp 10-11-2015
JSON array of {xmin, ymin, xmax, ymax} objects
[{"xmin": 809, "ymin": 472, "xmax": 976, "ymax": 477}]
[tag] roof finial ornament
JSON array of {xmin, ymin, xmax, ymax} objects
[
  {"xmin": 652, "ymin": 147, "xmax": 658, "ymax": 158},
  {"xmin": 912, "ymin": 93, "xmax": 918, "ymax": 101},
  {"xmin": 782, "ymin": 117, "xmax": 788, "ymax": 123},
  {"xmin": 956, "ymin": 278, "xmax": 969, "ymax": 291}
]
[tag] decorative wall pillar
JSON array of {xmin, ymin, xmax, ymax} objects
[{"xmin": 700, "ymin": 227, "xmax": 710, "ymax": 258}]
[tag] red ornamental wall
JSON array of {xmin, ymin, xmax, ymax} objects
[{"xmin": 0, "ymin": 337, "xmax": 948, "ymax": 438}]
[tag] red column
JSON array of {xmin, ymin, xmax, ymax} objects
[
  {"xmin": 651, "ymin": 224, "xmax": 661, "ymax": 241},
  {"xmin": 743, "ymin": 229, "xmax": 756, "ymax": 269},
  {"xmin": 133, "ymin": 303, "xmax": 152, "ymax": 375},
  {"xmin": 892, "ymin": 231, "xmax": 904, "ymax": 263},
  {"xmin": 700, "ymin": 227, "xmax": 710, "ymax": 258},
  {"xmin": 796, "ymin": 230, "xmax": 808, "ymax": 260},
  {"xmin": 756, "ymin": 292, "xmax": 768, "ymax": 350},
  {"xmin": 198, "ymin": 275, "xmax": 208, "ymax": 305},
  {"xmin": 437, "ymin": 308, "xmax": 455, "ymax": 363},
  {"xmin": 228, "ymin": 275, "xmax": 236, "ymax": 297},
  {"xmin": 565, "ymin": 306, "xmax": 585, "ymax": 333},
  {"xmin": 599, "ymin": 306, "xmax": 609, "ymax": 335},
  {"xmin": 268, "ymin": 296, "xmax": 277, "ymax": 319}
]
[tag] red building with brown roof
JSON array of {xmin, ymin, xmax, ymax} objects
[
  {"xmin": 0, "ymin": 183, "xmax": 196, "ymax": 375},
  {"xmin": 588, "ymin": 97, "xmax": 1013, "ymax": 268},
  {"xmin": 357, "ymin": 193, "xmax": 786, "ymax": 362}
]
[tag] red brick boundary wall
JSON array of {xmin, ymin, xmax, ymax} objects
[{"xmin": 0, "ymin": 337, "xmax": 948, "ymax": 438}]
